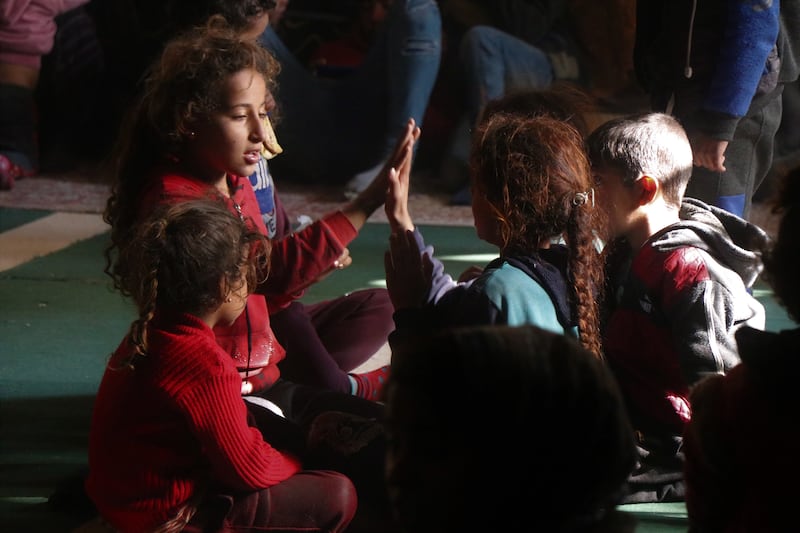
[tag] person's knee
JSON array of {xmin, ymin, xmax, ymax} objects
[
  {"xmin": 325, "ymin": 472, "xmax": 359, "ymax": 512},
  {"xmin": 0, "ymin": 62, "xmax": 40, "ymax": 88},
  {"xmin": 400, "ymin": 0, "xmax": 441, "ymax": 21},
  {"xmin": 393, "ymin": 0, "xmax": 442, "ymax": 54},
  {"xmin": 459, "ymin": 25, "xmax": 503, "ymax": 64}
]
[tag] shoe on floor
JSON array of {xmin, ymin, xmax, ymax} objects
[
  {"xmin": 307, "ymin": 410, "xmax": 386, "ymax": 457},
  {"xmin": 0, "ymin": 153, "xmax": 35, "ymax": 190},
  {"xmin": 344, "ymin": 161, "xmax": 385, "ymax": 200}
]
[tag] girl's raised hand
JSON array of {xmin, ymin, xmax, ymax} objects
[
  {"xmin": 385, "ymin": 159, "xmax": 414, "ymax": 235},
  {"xmin": 353, "ymin": 119, "xmax": 419, "ymax": 211}
]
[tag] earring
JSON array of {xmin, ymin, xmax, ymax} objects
[
  {"xmin": 225, "ymin": 296, "xmax": 232, "ymax": 303},
  {"xmin": 189, "ymin": 131, "xmax": 196, "ymax": 139}
]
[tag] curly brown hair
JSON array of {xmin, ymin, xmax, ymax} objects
[
  {"xmin": 469, "ymin": 113, "xmax": 606, "ymax": 358},
  {"xmin": 103, "ymin": 18, "xmax": 279, "ymax": 295},
  {"xmin": 118, "ymin": 199, "xmax": 268, "ymax": 367}
]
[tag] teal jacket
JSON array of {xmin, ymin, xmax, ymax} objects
[{"xmin": 392, "ymin": 228, "xmax": 578, "ymax": 338}]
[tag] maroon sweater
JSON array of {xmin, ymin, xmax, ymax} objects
[{"xmin": 86, "ymin": 311, "xmax": 302, "ymax": 532}]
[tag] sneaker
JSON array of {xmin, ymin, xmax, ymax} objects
[
  {"xmin": 305, "ymin": 410, "xmax": 389, "ymax": 510},
  {"xmin": 344, "ymin": 161, "xmax": 385, "ymax": 200},
  {"xmin": 0, "ymin": 153, "xmax": 35, "ymax": 191},
  {"xmin": 307, "ymin": 410, "xmax": 386, "ymax": 457},
  {"xmin": 350, "ymin": 365, "xmax": 390, "ymax": 402}
]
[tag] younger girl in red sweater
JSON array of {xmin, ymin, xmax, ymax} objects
[{"xmin": 87, "ymin": 199, "xmax": 357, "ymax": 533}]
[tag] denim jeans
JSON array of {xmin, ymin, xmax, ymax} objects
[
  {"xmin": 460, "ymin": 25, "xmax": 555, "ymax": 125},
  {"xmin": 260, "ymin": 0, "xmax": 442, "ymax": 185},
  {"xmin": 445, "ymin": 24, "xmax": 555, "ymax": 196}
]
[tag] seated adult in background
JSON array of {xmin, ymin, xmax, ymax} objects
[
  {"xmin": 683, "ymin": 167, "xmax": 800, "ymax": 532},
  {"xmin": 0, "ymin": 0, "xmax": 91, "ymax": 189},
  {"xmin": 384, "ymin": 324, "xmax": 638, "ymax": 533},
  {"xmin": 437, "ymin": 0, "xmax": 586, "ymax": 204},
  {"xmin": 259, "ymin": 0, "xmax": 442, "ymax": 197}
]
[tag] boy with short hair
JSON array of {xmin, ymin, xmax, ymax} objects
[{"xmin": 586, "ymin": 112, "xmax": 769, "ymax": 503}]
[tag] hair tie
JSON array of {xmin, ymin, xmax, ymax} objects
[{"xmin": 573, "ymin": 188, "xmax": 595, "ymax": 208}]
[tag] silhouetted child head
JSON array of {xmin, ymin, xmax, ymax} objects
[
  {"xmin": 480, "ymin": 82, "xmax": 595, "ymax": 138},
  {"xmin": 385, "ymin": 324, "xmax": 637, "ymax": 533},
  {"xmin": 763, "ymin": 166, "xmax": 800, "ymax": 322},
  {"xmin": 469, "ymin": 113, "xmax": 605, "ymax": 357},
  {"xmin": 117, "ymin": 198, "xmax": 268, "ymax": 366}
]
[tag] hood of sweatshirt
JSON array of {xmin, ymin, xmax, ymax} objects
[{"xmin": 650, "ymin": 198, "xmax": 770, "ymax": 288}]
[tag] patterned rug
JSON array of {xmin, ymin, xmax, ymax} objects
[
  {"xmin": 0, "ymin": 168, "xmax": 475, "ymax": 227},
  {"xmin": 0, "ymin": 168, "xmax": 779, "ymax": 236}
]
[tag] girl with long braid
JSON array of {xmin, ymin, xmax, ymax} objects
[{"xmin": 384, "ymin": 111, "xmax": 606, "ymax": 359}]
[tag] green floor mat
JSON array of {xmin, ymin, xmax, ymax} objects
[{"xmin": 4, "ymin": 216, "xmax": 789, "ymax": 531}]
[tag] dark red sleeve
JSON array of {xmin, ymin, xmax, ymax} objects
[{"xmin": 260, "ymin": 211, "xmax": 358, "ymax": 309}]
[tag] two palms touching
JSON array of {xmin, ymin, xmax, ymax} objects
[{"xmin": 383, "ymin": 119, "xmax": 434, "ymax": 310}]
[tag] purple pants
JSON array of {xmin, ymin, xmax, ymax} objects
[{"xmin": 272, "ymin": 288, "xmax": 394, "ymax": 394}]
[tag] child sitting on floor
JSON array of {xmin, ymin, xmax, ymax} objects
[
  {"xmin": 87, "ymin": 199, "xmax": 357, "ymax": 532},
  {"xmin": 683, "ymin": 167, "xmax": 800, "ymax": 532},
  {"xmin": 586, "ymin": 112, "xmax": 769, "ymax": 503},
  {"xmin": 118, "ymin": 0, "xmax": 413, "ymax": 402},
  {"xmin": 102, "ymin": 21, "xmax": 408, "ymax": 530},
  {"xmin": 384, "ymin": 111, "xmax": 606, "ymax": 358},
  {"xmin": 104, "ymin": 13, "xmax": 420, "ymax": 402},
  {"xmin": 384, "ymin": 324, "xmax": 638, "ymax": 532}
]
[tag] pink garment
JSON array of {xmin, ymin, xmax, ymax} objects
[{"xmin": 0, "ymin": 0, "xmax": 89, "ymax": 68}]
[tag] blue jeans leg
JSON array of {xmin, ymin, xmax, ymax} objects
[
  {"xmin": 258, "ymin": 1, "xmax": 442, "ymax": 184},
  {"xmin": 382, "ymin": 0, "xmax": 442, "ymax": 157},
  {"xmin": 460, "ymin": 25, "xmax": 554, "ymax": 124}
]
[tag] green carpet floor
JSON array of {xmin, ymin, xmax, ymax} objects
[{"xmin": 1, "ymin": 207, "xmax": 791, "ymax": 531}]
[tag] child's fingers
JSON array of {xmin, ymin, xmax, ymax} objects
[{"xmin": 387, "ymin": 166, "xmax": 398, "ymax": 187}]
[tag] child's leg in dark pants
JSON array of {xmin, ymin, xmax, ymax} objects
[
  {"xmin": 253, "ymin": 380, "xmax": 396, "ymax": 531},
  {"xmin": 271, "ymin": 302, "xmax": 354, "ymax": 393},
  {"xmin": 272, "ymin": 289, "xmax": 394, "ymax": 393},
  {"xmin": 306, "ymin": 288, "xmax": 395, "ymax": 371},
  {"xmin": 186, "ymin": 471, "xmax": 357, "ymax": 532}
]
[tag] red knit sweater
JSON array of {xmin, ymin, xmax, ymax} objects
[
  {"xmin": 86, "ymin": 311, "xmax": 302, "ymax": 532},
  {"xmin": 139, "ymin": 169, "xmax": 357, "ymax": 391}
]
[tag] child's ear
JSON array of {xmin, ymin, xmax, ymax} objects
[{"xmin": 636, "ymin": 175, "xmax": 659, "ymax": 205}]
